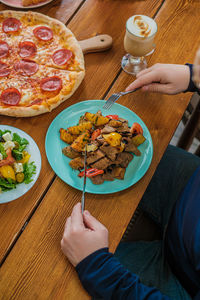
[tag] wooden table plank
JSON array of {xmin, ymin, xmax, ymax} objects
[
  {"xmin": 0, "ymin": 0, "xmax": 84, "ymax": 24},
  {"xmin": 0, "ymin": 0, "xmax": 162, "ymax": 262},
  {"xmin": 1, "ymin": 1, "xmax": 200, "ymax": 298},
  {"xmin": 0, "ymin": 0, "xmax": 85, "ymax": 264}
]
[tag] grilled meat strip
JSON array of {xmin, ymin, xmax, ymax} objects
[
  {"xmin": 62, "ymin": 146, "xmax": 81, "ymax": 159},
  {"xmin": 91, "ymin": 157, "xmax": 112, "ymax": 170},
  {"xmin": 90, "ymin": 175, "xmax": 104, "ymax": 185},
  {"xmin": 116, "ymin": 152, "xmax": 133, "ymax": 168},
  {"xmin": 87, "ymin": 150, "xmax": 105, "ymax": 165},
  {"xmin": 100, "ymin": 144, "xmax": 119, "ymax": 161},
  {"xmin": 69, "ymin": 157, "xmax": 84, "ymax": 170}
]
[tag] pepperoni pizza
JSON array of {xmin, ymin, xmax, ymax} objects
[{"xmin": 0, "ymin": 10, "xmax": 85, "ymax": 117}]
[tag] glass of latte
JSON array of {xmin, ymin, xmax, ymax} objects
[{"xmin": 122, "ymin": 15, "xmax": 157, "ymax": 75}]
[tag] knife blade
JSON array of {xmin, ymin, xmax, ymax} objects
[{"xmin": 81, "ymin": 146, "xmax": 87, "ymax": 214}]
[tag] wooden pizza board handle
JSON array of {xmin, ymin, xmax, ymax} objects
[{"xmin": 79, "ymin": 34, "xmax": 113, "ymax": 54}]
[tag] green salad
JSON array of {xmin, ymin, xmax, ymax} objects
[{"xmin": 0, "ymin": 129, "xmax": 36, "ymax": 193}]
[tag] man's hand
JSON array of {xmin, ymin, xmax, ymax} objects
[
  {"xmin": 61, "ymin": 203, "xmax": 109, "ymax": 266},
  {"xmin": 193, "ymin": 47, "xmax": 200, "ymax": 88},
  {"xmin": 126, "ymin": 63, "xmax": 190, "ymax": 94}
]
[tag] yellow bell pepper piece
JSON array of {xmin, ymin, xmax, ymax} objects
[
  {"xmin": 18, "ymin": 151, "xmax": 31, "ymax": 164},
  {"xmin": 103, "ymin": 132, "xmax": 122, "ymax": 147},
  {"xmin": 0, "ymin": 165, "xmax": 16, "ymax": 181}
]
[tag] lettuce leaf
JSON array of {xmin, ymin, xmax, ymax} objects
[
  {"xmin": 12, "ymin": 133, "xmax": 29, "ymax": 152},
  {"xmin": 0, "ymin": 143, "xmax": 7, "ymax": 159},
  {"xmin": 23, "ymin": 162, "xmax": 36, "ymax": 184},
  {"xmin": 0, "ymin": 177, "xmax": 16, "ymax": 191}
]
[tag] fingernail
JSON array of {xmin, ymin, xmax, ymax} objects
[{"xmin": 84, "ymin": 210, "xmax": 90, "ymax": 216}]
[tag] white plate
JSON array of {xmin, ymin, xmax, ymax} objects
[
  {"xmin": 0, "ymin": 125, "xmax": 41, "ymax": 204},
  {"xmin": 0, "ymin": 0, "xmax": 53, "ymax": 9}
]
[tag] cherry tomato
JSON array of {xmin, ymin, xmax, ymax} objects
[
  {"xmin": 0, "ymin": 148, "xmax": 15, "ymax": 167},
  {"xmin": 130, "ymin": 122, "xmax": 143, "ymax": 135},
  {"xmin": 106, "ymin": 115, "xmax": 119, "ymax": 120}
]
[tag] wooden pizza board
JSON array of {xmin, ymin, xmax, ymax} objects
[{"xmin": 79, "ymin": 34, "xmax": 112, "ymax": 54}]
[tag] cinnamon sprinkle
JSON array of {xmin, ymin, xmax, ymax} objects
[{"xmin": 133, "ymin": 16, "xmax": 152, "ymax": 37}]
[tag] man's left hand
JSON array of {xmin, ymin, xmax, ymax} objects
[{"xmin": 61, "ymin": 202, "xmax": 109, "ymax": 266}]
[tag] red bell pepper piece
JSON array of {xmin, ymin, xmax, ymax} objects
[
  {"xmin": 78, "ymin": 168, "xmax": 104, "ymax": 178},
  {"xmin": 91, "ymin": 129, "xmax": 101, "ymax": 140},
  {"xmin": 106, "ymin": 114, "xmax": 119, "ymax": 120}
]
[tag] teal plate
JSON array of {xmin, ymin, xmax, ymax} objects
[{"xmin": 45, "ymin": 100, "xmax": 153, "ymax": 194}]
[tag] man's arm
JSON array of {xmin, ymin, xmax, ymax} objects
[
  {"xmin": 76, "ymin": 247, "xmax": 170, "ymax": 300},
  {"xmin": 61, "ymin": 203, "xmax": 170, "ymax": 300}
]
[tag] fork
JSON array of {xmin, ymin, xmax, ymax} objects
[{"xmin": 103, "ymin": 88, "xmax": 140, "ymax": 110}]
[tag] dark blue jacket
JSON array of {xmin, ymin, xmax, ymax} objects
[{"xmin": 76, "ymin": 67, "xmax": 200, "ymax": 299}]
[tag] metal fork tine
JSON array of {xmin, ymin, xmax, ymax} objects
[
  {"xmin": 103, "ymin": 94, "xmax": 119, "ymax": 109},
  {"xmin": 103, "ymin": 88, "xmax": 139, "ymax": 110}
]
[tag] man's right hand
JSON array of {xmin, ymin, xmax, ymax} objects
[{"xmin": 126, "ymin": 63, "xmax": 190, "ymax": 95}]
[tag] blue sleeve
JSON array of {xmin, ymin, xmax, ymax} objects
[
  {"xmin": 76, "ymin": 248, "xmax": 171, "ymax": 300},
  {"xmin": 185, "ymin": 63, "xmax": 200, "ymax": 94}
]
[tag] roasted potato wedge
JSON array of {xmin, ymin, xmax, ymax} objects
[
  {"xmin": 71, "ymin": 131, "xmax": 90, "ymax": 152},
  {"xmin": 85, "ymin": 112, "xmax": 109, "ymax": 126},
  {"xmin": 60, "ymin": 128, "xmax": 77, "ymax": 144},
  {"xmin": 68, "ymin": 122, "xmax": 93, "ymax": 135}
]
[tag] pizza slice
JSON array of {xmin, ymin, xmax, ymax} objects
[
  {"xmin": 0, "ymin": 11, "xmax": 84, "ymax": 72},
  {"xmin": 0, "ymin": 59, "xmax": 85, "ymax": 117}
]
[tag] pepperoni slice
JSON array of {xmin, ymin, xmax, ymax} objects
[
  {"xmin": 33, "ymin": 26, "xmax": 53, "ymax": 41},
  {"xmin": 52, "ymin": 49, "xmax": 73, "ymax": 66},
  {"xmin": 0, "ymin": 41, "xmax": 9, "ymax": 58},
  {"xmin": 14, "ymin": 59, "xmax": 39, "ymax": 76},
  {"xmin": 2, "ymin": 18, "xmax": 21, "ymax": 33},
  {"xmin": 40, "ymin": 76, "xmax": 62, "ymax": 92},
  {"xmin": 0, "ymin": 61, "xmax": 11, "ymax": 77},
  {"xmin": 19, "ymin": 41, "xmax": 37, "ymax": 58},
  {"xmin": 1, "ymin": 88, "xmax": 21, "ymax": 106}
]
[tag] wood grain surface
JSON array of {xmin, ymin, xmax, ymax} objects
[
  {"xmin": 1, "ymin": 0, "xmax": 200, "ymax": 299},
  {"xmin": 0, "ymin": 0, "xmax": 162, "ymax": 263}
]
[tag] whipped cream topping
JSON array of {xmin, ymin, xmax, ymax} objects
[{"xmin": 126, "ymin": 15, "xmax": 157, "ymax": 38}]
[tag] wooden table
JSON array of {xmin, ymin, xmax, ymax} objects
[{"xmin": 0, "ymin": 0, "xmax": 200, "ymax": 299}]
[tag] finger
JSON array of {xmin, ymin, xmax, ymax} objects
[
  {"xmin": 63, "ymin": 216, "xmax": 71, "ymax": 235},
  {"xmin": 71, "ymin": 202, "xmax": 84, "ymax": 229},
  {"xmin": 142, "ymin": 83, "xmax": 171, "ymax": 94},
  {"xmin": 125, "ymin": 71, "xmax": 162, "ymax": 92},
  {"xmin": 136, "ymin": 67, "xmax": 153, "ymax": 78},
  {"xmin": 83, "ymin": 210, "xmax": 106, "ymax": 231}
]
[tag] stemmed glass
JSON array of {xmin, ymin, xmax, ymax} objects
[{"xmin": 121, "ymin": 15, "xmax": 157, "ymax": 75}]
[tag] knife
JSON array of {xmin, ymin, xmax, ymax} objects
[{"xmin": 81, "ymin": 146, "xmax": 87, "ymax": 214}]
